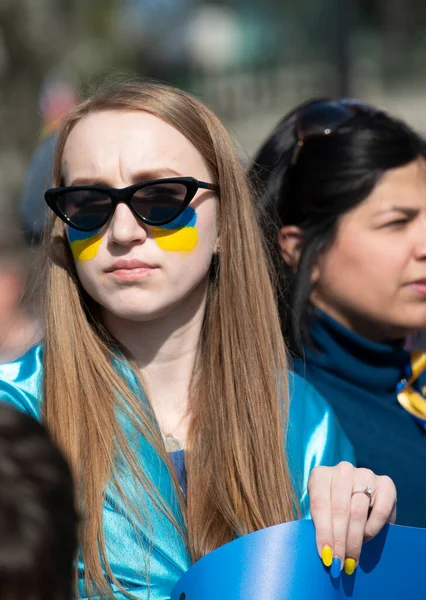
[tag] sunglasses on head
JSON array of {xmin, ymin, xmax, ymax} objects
[
  {"xmin": 44, "ymin": 176, "xmax": 219, "ymax": 232},
  {"xmin": 290, "ymin": 98, "xmax": 374, "ymax": 165}
]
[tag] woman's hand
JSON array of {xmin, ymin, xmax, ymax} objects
[{"xmin": 308, "ymin": 461, "xmax": 397, "ymax": 577}]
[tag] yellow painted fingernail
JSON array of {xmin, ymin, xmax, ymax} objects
[
  {"xmin": 344, "ymin": 558, "xmax": 356, "ymax": 576},
  {"xmin": 321, "ymin": 545, "xmax": 333, "ymax": 567}
]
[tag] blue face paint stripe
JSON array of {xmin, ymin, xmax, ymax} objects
[
  {"xmin": 67, "ymin": 227, "xmax": 102, "ymax": 242},
  {"xmin": 151, "ymin": 207, "xmax": 197, "ymax": 230}
]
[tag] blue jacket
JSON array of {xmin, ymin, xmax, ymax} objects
[
  {"xmin": 293, "ymin": 310, "xmax": 426, "ymax": 528},
  {"xmin": 0, "ymin": 344, "xmax": 354, "ymax": 599}
]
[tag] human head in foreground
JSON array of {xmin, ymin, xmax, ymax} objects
[
  {"xmin": 0, "ymin": 402, "xmax": 77, "ymax": 600},
  {"xmin": 9, "ymin": 84, "xmax": 396, "ymax": 596}
]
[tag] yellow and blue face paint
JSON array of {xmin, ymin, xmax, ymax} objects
[
  {"xmin": 68, "ymin": 206, "xmax": 198, "ymax": 259},
  {"xmin": 152, "ymin": 207, "xmax": 198, "ymax": 253},
  {"xmin": 68, "ymin": 227, "xmax": 102, "ymax": 262}
]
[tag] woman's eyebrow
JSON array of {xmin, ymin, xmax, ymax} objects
[
  {"xmin": 69, "ymin": 177, "xmax": 109, "ymax": 186},
  {"xmin": 68, "ymin": 168, "xmax": 183, "ymax": 187},
  {"xmin": 130, "ymin": 168, "xmax": 183, "ymax": 183},
  {"xmin": 375, "ymin": 206, "xmax": 419, "ymax": 217}
]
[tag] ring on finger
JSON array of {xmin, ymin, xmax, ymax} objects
[{"xmin": 351, "ymin": 486, "xmax": 374, "ymax": 507}]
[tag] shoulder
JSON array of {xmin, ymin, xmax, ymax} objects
[
  {"xmin": 0, "ymin": 344, "xmax": 43, "ymax": 420},
  {"xmin": 288, "ymin": 369, "xmax": 348, "ymax": 429},
  {"xmin": 288, "ymin": 369, "xmax": 335, "ymax": 418},
  {"xmin": 286, "ymin": 370, "xmax": 355, "ymax": 516},
  {"xmin": 287, "ymin": 370, "xmax": 355, "ymax": 465}
]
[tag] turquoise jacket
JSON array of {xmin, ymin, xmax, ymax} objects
[{"xmin": 0, "ymin": 344, "xmax": 354, "ymax": 600}]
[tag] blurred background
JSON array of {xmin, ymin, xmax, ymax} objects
[
  {"xmin": 1, "ymin": 0, "xmax": 426, "ymax": 358},
  {"xmin": 3, "ymin": 0, "xmax": 426, "ymax": 215}
]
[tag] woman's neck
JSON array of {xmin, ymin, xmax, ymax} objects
[
  {"xmin": 310, "ymin": 297, "xmax": 410, "ymax": 343},
  {"xmin": 102, "ymin": 279, "xmax": 208, "ymax": 441}
]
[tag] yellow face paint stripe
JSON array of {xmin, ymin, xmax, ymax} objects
[
  {"xmin": 152, "ymin": 206, "xmax": 199, "ymax": 253},
  {"xmin": 70, "ymin": 234, "xmax": 102, "ymax": 261},
  {"xmin": 153, "ymin": 226, "xmax": 198, "ymax": 253}
]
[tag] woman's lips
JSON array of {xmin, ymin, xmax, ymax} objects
[
  {"xmin": 408, "ymin": 280, "xmax": 426, "ymax": 296},
  {"xmin": 106, "ymin": 259, "xmax": 157, "ymax": 281}
]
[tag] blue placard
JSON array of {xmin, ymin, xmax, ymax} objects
[{"xmin": 172, "ymin": 520, "xmax": 425, "ymax": 600}]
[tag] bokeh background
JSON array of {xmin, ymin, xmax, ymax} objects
[
  {"xmin": 2, "ymin": 0, "xmax": 426, "ymax": 220},
  {"xmin": 1, "ymin": 0, "xmax": 426, "ymax": 360}
]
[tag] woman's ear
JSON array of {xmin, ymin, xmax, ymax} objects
[
  {"xmin": 213, "ymin": 236, "xmax": 220, "ymax": 256},
  {"xmin": 277, "ymin": 226, "xmax": 303, "ymax": 270}
]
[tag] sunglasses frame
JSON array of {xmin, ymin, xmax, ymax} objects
[
  {"xmin": 45, "ymin": 176, "xmax": 219, "ymax": 232},
  {"xmin": 290, "ymin": 99, "xmax": 373, "ymax": 166}
]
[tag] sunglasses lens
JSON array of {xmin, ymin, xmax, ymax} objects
[
  {"xmin": 56, "ymin": 190, "xmax": 112, "ymax": 230},
  {"xmin": 131, "ymin": 182, "xmax": 189, "ymax": 225},
  {"xmin": 298, "ymin": 102, "xmax": 357, "ymax": 139}
]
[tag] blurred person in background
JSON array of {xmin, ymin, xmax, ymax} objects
[
  {"xmin": 19, "ymin": 81, "xmax": 77, "ymax": 244},
  {"xmin": 0, "ymin": 221, "xmax": 42, "ymax": 363},
  {"xmin": 0, "ymin": 402, "xmax": 77, "ymax": 600},
  {"xmin": 0, "ymin": 82, "xmax": 397, "ymax": 597},
  {"xmin": 249, "ymin": 98, "xmax": 426, "ymax": 528}
]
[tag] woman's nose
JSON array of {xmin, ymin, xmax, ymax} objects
[{"xmin": 108, "ymin": 202, "xmax": 148, "ymax": 246}]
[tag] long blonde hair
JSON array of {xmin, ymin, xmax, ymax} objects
[{"xmin": 43, "ymin": 82, "xmax": 296, "ymax": 598}]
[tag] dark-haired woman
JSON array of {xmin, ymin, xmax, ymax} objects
[{"xmin": 249, "ymin": 99, "xmax": 426, "ymax": 528}]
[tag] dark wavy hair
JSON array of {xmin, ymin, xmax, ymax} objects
[
  {"xmin": 248, "ymin": 98, "xmax": 426, "ymax": 354},
  {"xmin": 0, "ymin": 403, "xmax": 77, "ymax": 600}
]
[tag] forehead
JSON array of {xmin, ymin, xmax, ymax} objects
[
  {"xmin": 62, "ymin": 109, "xmax": 211, "ymax": 184},
  {"xmin": 363, "ymin": 159, "xmax": 426, "ymax": 212}
]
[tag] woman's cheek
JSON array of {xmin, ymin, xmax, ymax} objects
[
  {"xmin": 152, "ymin": 207, "xmax": 198, "ymax": 253},
  {"xmin": 68, "ymin": 228, "xmax": 103, "ymax": 262}
]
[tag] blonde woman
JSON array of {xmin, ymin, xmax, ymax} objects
[{"xmin": 0, "ymin": 83, "xmax": 396, "ymax": 599}]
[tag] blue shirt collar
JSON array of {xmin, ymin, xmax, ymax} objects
[{"xmin": 302, "ymin": 309, "xmax": 409, "ymax": 395}]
